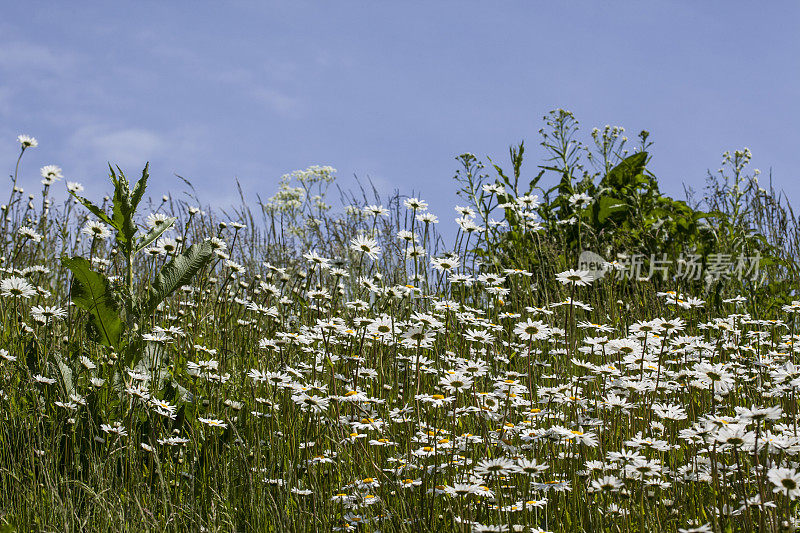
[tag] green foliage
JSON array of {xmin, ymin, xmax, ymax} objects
[
  {"xmin": 109, "ymin": 164, "xmax": 142, "ymax": 252},
  {"xmin": 5, "ymin": 116, "xmax": 800, "ymax": 533},
  {"xmin": 584, "ymin": 150, "xmax": 712, "ymax": 259},
  {"xmin": 61, "ymin": 256, "xmax": 123, "ymax": 348},
  {"xmin": 62, "ymin": 164, "xmax": 212, "ymax": 366},
  {"xmin": 135, "ymin": 217, "xmax": 176, "ymax": 254},
  {"xmin": 145, "ymin": 241, "xmax": 214, "ymax": 315},
  {"xmin": 459, "ymin": 112, "xmax": 793, "ymax": 310}
]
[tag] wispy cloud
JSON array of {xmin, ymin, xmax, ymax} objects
[
  {"xmin": 59, "ymin": 121, "xmax": 212, "ymax": 199},
  {"xmin": 249, "ymin": 87, "xmax": 302, "ymax": 116},
  {"xmin": 68, "ymin": 125, "xmax": 165, "ymax": 171},
  {"xmin": 0, "ymin": 40, "xmax": 78, "ymax": 74},
  {"xmin": 0, "ymin": 39, "xmax": 107, "ymax": 124}
]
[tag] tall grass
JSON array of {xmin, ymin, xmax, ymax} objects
[{"xmin": 1, "ymin": 119, "xmax": 800, "ymax": 532}]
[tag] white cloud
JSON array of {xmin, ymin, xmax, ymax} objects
[
  {"xmin": 58, "ymin": 121, "xmax": 214, "ymax": 201},
  {"xmin": 249, "ymin": 87, "xmax": 302, "ymax": 116},
  {"xmin": 69, "ymin": 125, "xmax": 165, "ymax": 171},
  {"xmin": 0, "ymin": 40, "xmax": 77, "ymax": 74}
]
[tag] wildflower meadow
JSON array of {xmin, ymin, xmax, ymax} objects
[{"xmin": 3, "ymin": 110, "xmax": 800, "ymax": 532}]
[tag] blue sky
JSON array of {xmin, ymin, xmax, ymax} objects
[{"xmin": 2, "ymin": 1, "xmax": 798, "ymax": 225}]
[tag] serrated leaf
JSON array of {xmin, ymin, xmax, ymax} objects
[
  {"xmin": 110, "ymin": 167, "xmax": 137, "ymax": 248},
  {"xmin": 145, "ymin": 241, "xmax": 213, "ymax": 315},
  {"xmin": 130, "ymin": 163, "xmax": 150, "ymax": 212},
  {"xmin": 135, "ymin": 216, "xmax": 176, "ymax": 254},
  {"xmin": 62, "ymin": 256, "xmax": 123, "ymax": 348}
]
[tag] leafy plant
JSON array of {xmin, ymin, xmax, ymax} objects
[
  {"xmin": 62, "ymin": 164, "xmax": 214, "ymax": 366},
  {"xmin": 452, "ymin": 110, "xmax": 799, "ymax": 322},
  {"xmin": 60, "ymin": 256, "xmax": 122, "ymax": 347}
]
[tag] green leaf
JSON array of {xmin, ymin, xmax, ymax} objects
[
  {"xmin": 527, "ymin": 169, "xmax": 546, "ymax": 194},
  {"xmin": 603, "ymin": 151, "xmax": 648, "ymax": 190},
  {"xmin": 145, "ymin": 241, "xmax": 214, "ymax": 315},
  {"xmin": 109, "ymin": 167, "xmax": 137, "ymax": 249},
  {"xmin": 68, "ymin": 191, "xmax": 115, "ymax": 228},
  {"xmin": 510, "ymin": 141, "xmax": 524, "ymax": 180},
  {"xmin": 135, "ymin": 216, "xmax": 176, "ymax": 254},
  {"xmin": 52, "ymin": 353, "xmax": 74, "ymax": 397},
  {"xmin": 595, "ymin": 195, "xmax": 628, "ymax": 225},
  {"xmin": 62, "ymin": 256, "xmax": 123, "ymax": 348},
  {"xmin": 24, "ymin": 338, "xmax": 40, "ymax": 377},
  {"xmin": 130, "ymin": 163, "xmax": 150, "ymax": 213}
]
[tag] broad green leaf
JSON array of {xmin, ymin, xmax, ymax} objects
[
  {"xmin": 145, "ymin": 241, "xmax": 214, "ymax": 315},
  {"xmin": 603, "ymin": 151, "xmax": 648, "ymax": 190},
  {"xmin": 595, "ymin": 195, "xmax": 628, "ymax": 224},
  {"xmin": 135, "ymin": 216, "xmax": 176, "ymax": 254},
  {"xmin": 62, "ymin": 256, "xmax": 123, "ymax": 348}
]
